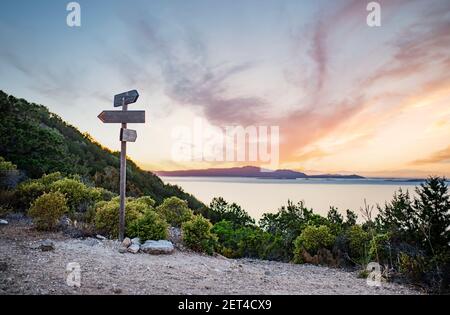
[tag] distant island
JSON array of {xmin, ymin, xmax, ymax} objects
[{"xmin": 156, "ymin": 166, "xmax": 365, "ymax": 180}]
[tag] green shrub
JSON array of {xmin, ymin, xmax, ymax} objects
[
  {"xmin": 345, "ymin": 209, "xmax": 358, "ymax": 226},
  {"xmin": 293, "ymin": 225, "xmax": 335, "ymax": 260},
  {"xmin": 28, "ymin": 192, "xmax": 68, "ymax": 230},
  {"xmin": 49, "ymin": 178, "xmax": 91, "ymax": 212},
  {"xmin": 398, "ymin": 252, "xmax": 426, "ymax": 281},
  {"xmin": 39, "ymin": 172, "xmax": 64, "ymax": 186},
  {"xmin": 0, "ymin": 156, "xmax": 17, "ymax": 171},
  {"xmin": 369, "ymin": 233, "xmax": 391, "ymax": 263},
  {"xmin": 89, "ymin": 187, "xmax": 115, "ymax": 202},
  {"xmin": 16, "ymin": 180, "xmax": 47, "ymax": 210},
  {"xmin": 208, "ymin": 197, "xmax": 255, "ymax": 227},
  {"xmin": 0, "ymin": 189, "xmax": 15, "ymax": 210},
  {"xmin": 94, "ymin": 198, "xmax": 148, "ymax": 237},
  {"xmin": 182, "ymin": 215, "xmax": 217, "ymax": 254},
  {"xmin": 259, "ymin": 200, "xmax": 317, "ymax": 260},
  {"xmin": 128, "ymin": 210, "xmax": 168, "ymax": 241},
  {"xmin": 212, "ymin": 220, "xmax": 287, "ymax": 260},
  {"xmin": 135, "ymin": 196, "xmax": 156, "ymax": 208},
  {"xmin": 156, "ymin": 196, "xmax": 193, "ymax": 227},
  {"xmin": 346, "ymin": 225, "xmax": 370, "ymax": 264}
]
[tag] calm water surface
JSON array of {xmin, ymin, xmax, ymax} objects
[{"xmin": 161, "ymin": 177, "xmax": 435, "ymax": 221}]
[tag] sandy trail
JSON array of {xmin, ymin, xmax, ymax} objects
[{"xmin": 0, "ymin": 220, "xmax": 420, "ymax": 295}]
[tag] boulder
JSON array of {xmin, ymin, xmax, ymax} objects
[
  {"xmin": 141, "ymin": 240, "xmax": 174, "ymax": 255},
  {"xmin": 122, "ymin": 237, "xmax": 131, "ymax": 248},
  {"xmin": 0, "ymin": 219, "xmax": 8, "ymax": 225},
  {"xmin": 127, "ymin": 243, "xmax": 140, "ymax": 254},
  {"xmin": 39, "ymin": 240, "xmax": 55, "ymax": 251}
]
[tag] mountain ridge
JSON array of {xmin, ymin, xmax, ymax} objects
[{"xmin": 156, "ymin": 165, "xmax": 365, "ymax": 179}]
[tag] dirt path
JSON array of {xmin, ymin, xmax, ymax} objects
[{"xmin": 0, "ymin": 220, "xmax": 420, "ymax": 295}]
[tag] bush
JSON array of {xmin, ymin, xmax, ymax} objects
[
  {"xmin": 260, "ymin": 200, "xmax": 317, "ymax": 260},
  {"xmin": 16, "ymin": 180, "xmax": 47, "ymax": 210},
  {"xmin": 212, "ymin": 220, "xmax": 288, "ymax": 260},
  {"xmin": 135, "ymin": 196, "xmax": 156, "ymax": 208},
  {"xmin": 369, "ymin": 233, "xmax": 392, "ymax": 263},
  {"xmin": 28, "ymin": 192, "xmax": 68, "ymax": 230},
  {"xmin": 39, "ymin": 172, "xmax": 63, "ymax": 186},
  {"xmin": 94, "ymin": 198, "xmax": 148, "ymax": 237},
  {"xmin": 398, "ymin": 252, "xmax": 426, "ymax": 281},
  {"xmin": 293, "ymin": 225, "xmax": 335, "ymax": 260},
  {"xmin": 0, "ymin": 156, "xmax": 17, "ymax": 171},
  {"xmin": 49, "ymin": 178, "xmax": 93, "ymax": 213},
  {"xmin": 208, "ymin": 197, "xmax": 255, "ymax": 227},
  {"xmin": 156, "ymin": 196, "xmax": 193, "ymax": 227},
  {"xmin": 128, "ymin": 210, "xmax": 168, "ymax": 241},
  {"xmin": 182, "ymin": 215, "xmax": 217, "ymax": 254},
  {"xmin": 89, "ymin": 187, "xmax": 116, "ymax": 202},
  {"xmin": 346, "ymin": 225, "xmax": 370, "ymax": 264}
]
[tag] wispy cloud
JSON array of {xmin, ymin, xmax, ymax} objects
[{"xmin": 412, "ymin": 146, "xmax": 450, "ymax": 165}]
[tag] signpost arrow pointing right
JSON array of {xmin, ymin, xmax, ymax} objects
[{"xmin": 114, "ymin": 90, "xmax": 139, "ymax": 107}]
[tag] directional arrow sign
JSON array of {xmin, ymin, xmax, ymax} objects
[
  {"xmin": 114, "ymin": 90, "xmax": 139, "ymax": 107},
  {"xmin": 120, "ymin": 128, "xmax": 137, "ymax": 142},
  {"xmin": 98, "ymin": 110, "xmax": 145, "ymax": 124}
]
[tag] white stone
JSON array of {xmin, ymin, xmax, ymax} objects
[
  {"xmin": 131, "ymin": 237, "xmax": 141, "ymax": 245},
  {"xmin": 122, "ymin": 237, "xmax": 131, "ymax": 248},
  {"xmin": 0, "ymin": 219, "xmax": 8, "ymax": 225},
  {"xmin": 127, "ymin": 243, "xmax": 140, "ymax": 254},
  {"xmin": 141, "ymin": 240, "xmax": 174, "ymax": 255}
]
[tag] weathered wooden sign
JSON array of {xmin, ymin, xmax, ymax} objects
[
  {"xmin": 98, "ymin": 90, "xmax": 146, "ymax": 241},
  {"xmin": 97, "ymin": 110, "xmax": 145, "ymax": 124},
  {"xmin": 114, "ymin": 89, "xmax": 139, "ymax": 107},
  {"xmin": 120, "ymin": 128, "xmax": 137, "ymax": 142}
]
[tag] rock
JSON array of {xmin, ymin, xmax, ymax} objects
[
  {"xmin": 0, "ymin": 262, "xmax": 7, "ymax": 272},
  {"xmin": 118, "ymin": 247, "xmax": 128, "ymax": 254},
  {"xmin": 112, "ymin": 285, "xmax": 122, "ymax": 294},
  {"xmin": 127, "ymin": 243, "xmax": 140, "ymax": 254},
  {"xmin": 141, "ymin": 240, "xmax": 174, "ymax": 255},
  {"xmin": 59, "ymin": 216, "xmax": 72, "ymax": 228},
  {"xmin": 0, "ymin": 219, "xmax": 8, "ymax": 225},
  {"xmin": 39, "ymin": 240, "xmax": 55, "ymax": 251},
  {"xmin": 122, "ymin": 237, "xmax": 131, "ymax": 248},
  {"xmin": 168, "ymin": 227, "xmax": 182, "ymax": 244},
  {"xmin": 131, "ymin": 237, "xmax": 141, "ymax": 245},
  {"xmin": 96, "ymin": 234, "xmax": 107, "ymax": 240},
  {"xmin": 264, "ymin": 270, "xmax": 271, "ymax": 276}
]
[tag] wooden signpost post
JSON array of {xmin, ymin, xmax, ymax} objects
[{"xmin": 98, "ymin": 90, "xmax": 145, "ymax": 241}]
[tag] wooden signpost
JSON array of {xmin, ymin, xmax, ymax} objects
[{"xmin": 98, "ymin": 90, "xmax": 145, "ymax": 241}]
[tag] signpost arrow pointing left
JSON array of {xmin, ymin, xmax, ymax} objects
[{"xmin": 97, "ymin": 110, "xmax": 145, "ymax": 124}]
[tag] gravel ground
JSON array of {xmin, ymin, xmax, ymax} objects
[{"xmin": 0, "ymin": 220, "xmax": 421, "ymax": 295}]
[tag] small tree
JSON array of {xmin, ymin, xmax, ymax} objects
[
  {"xmin": 209, "ymin": 197, "xmax": 255, "ymax": 227},
  {"xmin": 156, "ymin": 196, "xmax": 193, "ymax": 227},
  {"xmin": 182, "ymin": 215, "xmax": 218, "ymax": 254},
  {"xmin": 28, "ymin": 192, "xmax": 68, "ymax": 230}
]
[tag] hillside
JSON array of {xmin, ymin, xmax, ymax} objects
[{"xmin": 0, "ymin": 90, "xmax": 204, "ymax": 210}]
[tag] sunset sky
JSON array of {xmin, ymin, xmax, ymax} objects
[{"xmin": 1, "ymin": 0, "xmax": 449, "ymax": 177}]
